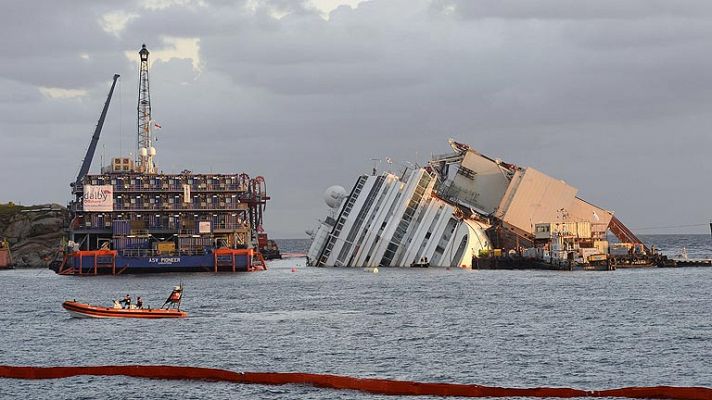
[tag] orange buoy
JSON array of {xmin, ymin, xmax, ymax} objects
[{"xmin": 291, "ymin": 267, "xmax": 297, "ymax": 272}]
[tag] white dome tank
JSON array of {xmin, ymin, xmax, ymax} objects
[
  {"xmin": 148, "ymin": 146, "xmax": 157, "ymax": 156},
  {"xmin": 324, "ymin": 185, "xmax": 347, "ymax": 209},
  {"xmin": 139, "ymin": 147, "xmax": 148, "ymax": 157}
]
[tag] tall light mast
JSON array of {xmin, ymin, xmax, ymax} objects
[{"xmin": 137, "ymin": 44, "xmax": 156, "ymax": 174}]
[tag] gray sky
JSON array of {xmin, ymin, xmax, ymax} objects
[{"xmin": 1, "ymin": 0, "xmax": 711, "ymax": 237}]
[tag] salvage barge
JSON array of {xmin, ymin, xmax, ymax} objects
[
  {"xmin": 307, "ymin": 140, "xmax": 668, "ymax": 270},
  {"xmin": 53, "ymin": 45, "xmax": 271, "ymax": 275}
]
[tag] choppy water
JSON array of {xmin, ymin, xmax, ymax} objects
[
  {"xmin": 1, "ymin": 235, "xmax": 711, "ymax": 399},
  {"xmin": 639, "ymin": 234, "xmax": 712, "ymax": 260}
]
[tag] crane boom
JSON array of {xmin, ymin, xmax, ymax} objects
[{"xmin": 75, "ymin": 74, "xmax": 120, "ymax": 185}]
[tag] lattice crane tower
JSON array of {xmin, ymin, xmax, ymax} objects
[{"xmin": 136, "ymin": 44, "xmax": 157, "ymax": 174}]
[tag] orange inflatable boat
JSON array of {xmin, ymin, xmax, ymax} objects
[{"xmin": 62, "ymin": 301, "xmax": 187, "ymax": 319}]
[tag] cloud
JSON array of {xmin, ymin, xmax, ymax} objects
[
  {"xmin": 433, "ymin": 0, "xmax": 712, "ymax": 21},
  {"xmin": 242, "ymin": 0, "xmax": 313, "ymax": 20},
  {"xmin": 309, "ymin": 0, "xmax": 366, "ymax": 19},
  {"xmin": 141, "ymin": 0, "xmax": 207, "ymax": 11},
  {"xmin": 125, "ymin": 37, "xmax": 203, "ymax": 73},
  {"xmin": 2, "ymin": 0, "xmax": 712, "ymax": 236},
  {"xmin": 99, "ymin": 10, "xmax": 140, "ymax": 37},
  {"xmin": 38, "ymin": 87, "xmax": 89, "ymax": 99}
]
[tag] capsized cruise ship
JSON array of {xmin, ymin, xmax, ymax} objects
[{"xmin": 307, "ymin": 140, "xmax": 645, "ymax": 268}]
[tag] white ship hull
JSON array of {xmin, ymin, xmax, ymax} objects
[{"xmin": 307, "ymin": 168, "xmax": 492, "ymax": 268}]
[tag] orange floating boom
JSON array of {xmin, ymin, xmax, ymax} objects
[{"xmin": 0, "ymin": 365, "xmax": 710, "ymax": 400}]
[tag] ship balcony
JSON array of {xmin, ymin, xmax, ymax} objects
[
  {"xmin": 70, "ymin": 226, "xmax": 242, "ymax": 236},
  {"xmin": 72, "ymin": 227, "xmax": 113, "ymax": 233},
  {"xmin": 117, "ymin": 248, "xmax": 208, "ymax": 257},
  {"xmin": 135, "ymin": 223, "xmax": 247, "ymax": 232},
  {"xmin": 74, "ymin": 184, "xmax": 249, "ymax": 193},
  {"xmin": 212, "ymin": 223, "xmax": 250, "ymax": 231},
  {"xmin": 70, "ymin": 203, "xmax": 249, "ymax": 211},
  {"xmin": 113, "ymin": 204, "xmax": 250, "ymax": 211}
]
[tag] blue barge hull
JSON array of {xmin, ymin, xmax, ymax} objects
[{"xmin": 53, "ymin": 249, "xmax": 265, "ymax": 275}]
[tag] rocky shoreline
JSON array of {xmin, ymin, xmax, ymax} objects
[{"xmin": 0, "ymin": 203, "xmax": 68, "ymax": 268}]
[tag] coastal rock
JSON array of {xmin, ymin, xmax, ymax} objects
[
  {"xmin": 4, "ymin": 219, "xmax": 32, "ymax": 244},
  {"xmin": 0, "ymin": 204, "xmax": 67, "ymax": 268},
  {"xmin": 12, "ymin": 241, "xmax": 62, "ymax": 268}
]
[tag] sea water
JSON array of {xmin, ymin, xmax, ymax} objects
[{"xmin": 0, "ymin": 235, "xmax": 710, "ymax": 399}]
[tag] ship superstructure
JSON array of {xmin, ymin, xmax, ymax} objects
[
  {"xmin": 308, "ymin": 139, "xmax": 649, "ymax": 269},
  {"xmin": 55, "ymin": 45, "xmax": 270, "ymax": 275}
]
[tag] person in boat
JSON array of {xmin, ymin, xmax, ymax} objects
[
  {"xmin": 136, "ymin": 296, "xmax": 143, "ymax": 309},
  {"xmin": 112, "ymin": 299, "xmax": 121, "ymax": 309},
  {"xmin": 162, "ymin": 286, "xmax": 182, "ymax": 309},
  {"xmin": 119, "ymin": 294, "xmax": 131, "ymax": 309}
]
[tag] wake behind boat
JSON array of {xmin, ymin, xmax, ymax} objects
[{"xmin": 62, "ymin": 301, "xmax": 187, "ymax": 319}]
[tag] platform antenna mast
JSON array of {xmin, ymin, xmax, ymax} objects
[{"xmin": 136, "ymin": 44, "xmax": 157, "ymax": 174}]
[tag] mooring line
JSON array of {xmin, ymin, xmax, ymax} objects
[{"xmin": 0, "ymin": 365, "xmax": 710, "ymax": 399}]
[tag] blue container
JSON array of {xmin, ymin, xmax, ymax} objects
[
  {"xmin": 127, "ymin": 238, "xmax": 151, "ymax": 249},
  {"xmin": 112, "ymin": 220, "xmax": 130, "ymax": 236},
  {"xmin": 178, "ymin": 236, "xmax": 213, "ymax": 250},
  {"xmin": 148, "ymin": 215, "xmax": 161, "ymax": 229},
  {"xmin": 97, "ymin": 255, "xmax": 114, "ymax": 264},
  {"xmin": 113, "ymin": 237, "xmax": 150, "ymax": 250},
  {"xmin": 216, "ymin": 254, "xmax": 233, "ymax": 266},
  {"xmin": 113, "ymin": 237, "xmax": 127, "ymax": 250}
]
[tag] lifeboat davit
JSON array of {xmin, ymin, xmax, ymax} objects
[{"xmin": 62, "ymin": 301, "xmax": 187, "ymax": 319}]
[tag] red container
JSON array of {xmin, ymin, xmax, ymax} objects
[
  {"xmin": 0, "ymin": 250, "xmax": 10, "ymax": 268},
  {"xmin": 257, "ymin": 233, "xmax": 268, "ymax": 248}
]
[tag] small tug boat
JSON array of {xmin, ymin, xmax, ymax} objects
[{"xmin": 63, "ymin": 285, "xmax": 187, "ymax": 319}]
